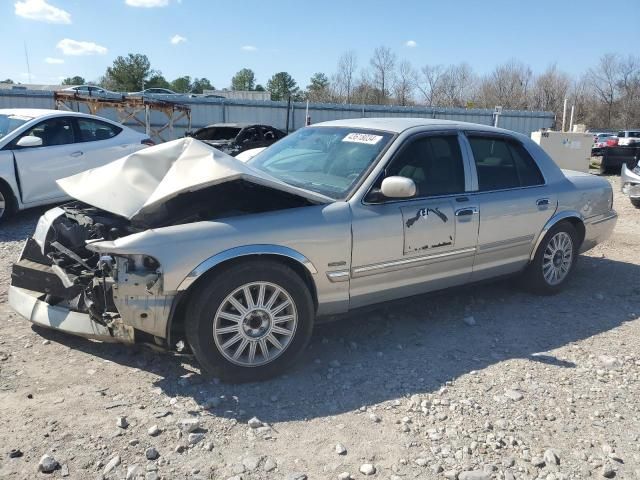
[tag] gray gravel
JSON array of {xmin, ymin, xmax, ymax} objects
[{"xmin": 1, "ymin": 175, "xmax": 640, "ymax": 479}]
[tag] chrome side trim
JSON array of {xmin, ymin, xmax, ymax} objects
[
  {"xmin": 589, "ymin": 211, "xmax": 617, "ymax": 226},
  {"xmin": 529, "ymin": 211, "xmax": 583, "ymax": 261},
  {"xmin": 478, "ymin": 234, "xmax": 535, "ymax": 252},
  {"xmin": 177, "ymin": 245, "xmax": 318, "ymax": 291},
  {"xmin": 352, "ymin": 247, "xmax": 476, "ymax": 278},
  {"xmin": 326, "ymin": 270, "xmax": 350, "ymax": 283}
]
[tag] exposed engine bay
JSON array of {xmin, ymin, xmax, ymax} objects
[{"xmin": 11, "ymin": 179, "xmax": 314, "ymax": 345}]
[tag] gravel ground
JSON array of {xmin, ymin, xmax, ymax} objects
[{"xmin": 1, "ymin": 175, "xmax": 639, "ymax": 480}]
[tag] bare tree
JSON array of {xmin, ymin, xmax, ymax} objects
[
  {"xmin": 617, "ymin": 55, "xmax": 640, "ymax": 127},
  {"xmin": 477, "ymin": 60, "xmax": 532, "ymax": 109},
  {"xmin": 369, "ymin": 46, "xmax": 396, "ymax": 104},
  {"xmin": 531, "ymin": 64, "xmax": 571, "ymax": 119},
  {"xmin": 334, "ymin": 50, "xmax": 358, "ymax": 103},
  {"xmin": 393, "ymin": 60, "xmax": 415, "ymax": 106},
  {"xmin": 440, "ymin": 63, "xmax": 475, "ymax": 107},
  {"xmin": 415, "ymin": 64, "xmax": 445, "ymax": 106},
  {"xmin": 588, "ymin": 53, "xmax": 620, "ymax": 127}
]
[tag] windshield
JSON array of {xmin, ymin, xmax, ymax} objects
[
  {"xmin": 194, "ymin": 126, "xmax": 242, "ymax": 141},
  {"xmin": 248, "ymin": 126, "xmax": 393, "ymax": 199},
  {"xmin": 0, "ymin": 114, "xmax": 31, "ymax": 140}
]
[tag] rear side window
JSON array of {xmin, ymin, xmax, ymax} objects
[
  {"xmin": 468, "ymin": 136, "xmax": 544, "ymax": 191},
  {"xmin": 629, "ymin": 131, "xmax": 640, "ymax": 138},
  {"xmin": 76, "ymin": 118, "xmax": 122, "ymax": 142}
]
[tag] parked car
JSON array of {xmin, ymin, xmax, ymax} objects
[
  {"xmin": 616, "ymin": 130, "xmax": 640, "ymax": 146},
  {"xmin": 591, "ymin": 133, "xmax": 615, "ymax": 156},
  {"xmin": 9, "ymin": 118, "xmax": 617, "ymax": 382},
  {"xmin": 61, "ymin": 85, "xmax": 122, "ymax": 100},
  {"xmin": 0, "ymin": 108, "xmax": 152, "ymax": 223},
  {"xmin": 128, "ymin": 88, "xmax": 196, "ymax": 98},
  {"xmin": 599, "ymin": 145, "xmax": 640, "ymax": 174},
  {"xmin": 621, "ymin": 163, "xmax": 640, "ymax": 208},
  {"xmin": 186, "ymin": 123, "xmax": 286, "ymax": 156}
]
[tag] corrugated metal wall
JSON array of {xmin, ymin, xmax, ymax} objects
[{"xmin": 0, "ymin": 90, "xmax": 554, "ymax": 140}]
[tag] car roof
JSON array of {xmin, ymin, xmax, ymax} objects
[
  {"xmin": 314, "ymin": 117, "xmax": 516, "ymax": 135},
  {"xmin": 0, "ymin": 108, "xmax": 89, "ymax": 119}
]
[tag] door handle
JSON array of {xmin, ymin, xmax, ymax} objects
[
  {"xmin": 455, "ymin": 207, "xmax": 478, "ymax": 217},
  {"xmin": 70, "ymin": 151, "xmax": 84, "ymax": 158},
  {"xmin": 536, "ymin": 198, "xmax": 550, "ymax": 206}
]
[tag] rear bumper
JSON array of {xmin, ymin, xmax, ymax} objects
[
  {"xmin": 581, "ymin": 211, "xmax": 617, "ymax": 253},
  {"xmin": 9, "ymin": 285, "xmax": 133, "ymax": 343}
]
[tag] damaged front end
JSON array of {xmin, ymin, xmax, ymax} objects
[
  {"xmin": 621, "ymin": 163, "xmax": 640, "ymax": 200},
  {"xmin": 9, "ymin": 202, "xmax": 173, "ymax": 345}
]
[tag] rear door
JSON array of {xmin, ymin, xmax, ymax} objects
[
  {"xmin": 74, "ymin": 117, "xmax": 143, "ymax": 163},
  {"xmin": 463, "ymin": 133, "xmax": 556, "ymax": 280}
]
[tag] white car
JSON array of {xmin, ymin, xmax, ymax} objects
[
  {"xmin": 61, "ymin": 85, "xmax": 123, "ymax": 100},
  {"xmin": 616, "ymin": 130, "xmax": 640, "ymax": 146},
  {"xmin": 0, "ymin": 109, "xmax": 152, "ymax": 223}
]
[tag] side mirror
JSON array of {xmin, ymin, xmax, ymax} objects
[
  {"xmin": 16, "ymin": 135, "xmax": 43, "ymax": 148},
  {"xmin": 381, "ymin": 176, "xmax": 416, "ymax": 199}
]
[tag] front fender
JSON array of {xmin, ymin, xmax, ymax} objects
[{"xmin": 176, "ymin": 244, "xmax": 318, "ymax": 291}]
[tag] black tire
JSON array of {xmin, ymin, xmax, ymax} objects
[
  {"xmin": 0, "ymin": 182, "xmax": 17, "ymax": 225},
  {"xmin": 599, "ymin": 161, "xmax": 610, "ymax": 175},
  {"xmin": 631, "ymin": 198, "xmax": 640, "ymax": 209},
  {"xmin": 185, "ymin": 259, "xmax": 315, "ymax": 383},
  {"xmin": 524, "ymin": 222, "xmax": 579, "ymax": 295}
]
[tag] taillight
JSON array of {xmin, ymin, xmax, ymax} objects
[{"xmin": 141, "ymin": 138, "xmax": 155, "ymax": 146}]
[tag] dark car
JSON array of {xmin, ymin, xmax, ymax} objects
[{"xmin": 186, "ymin": 123, "xmax": 286, "ymax": 156}]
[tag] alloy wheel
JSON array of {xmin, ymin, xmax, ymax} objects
[{"xmin": 542, "ymin": 231, "xmax": 574, "ymax": 286}]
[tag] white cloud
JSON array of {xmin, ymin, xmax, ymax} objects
[
  {"xmin": 405, "ymin": 40, "xmax": 417, "ymax": 48},
  {"xmin": 241, "ymin": 45, "xmax": 257, "ymax": 52},
  {"xmin": 45, "ymin": 57, "xmax": 64, "ymax": 64},
  {"xmin": 57, "ymin": 38, "xmax": 108, "ymax": 56},
  {"xmin": 125, "ymin": 0, "xmax": 169, "ymax": 7},
  {"xmin": 14, "ymin": 0, "xmax": 71, "ymax": 24},
  {"xmin": 170, "ymin": 34, "xmax": 187, "ymax": 45}
]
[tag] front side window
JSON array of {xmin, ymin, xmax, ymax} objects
[
  {"xmin": 249, "ymin": 126, "xmax": 393, "ymax": 199},
  {"xmin": 384, "ymin": 135, "xmax": 465, "ymax": 197},
  {"xmin": 468, "ymin": 136, "xmax": 544, "ymax": 191},
  {"xmin": 76, "ymin": 118, "xmax": 121, "ymax": 142},
  {"xmin": 16, "ymin": 117, "xmax": 75, "ymax": 147}
]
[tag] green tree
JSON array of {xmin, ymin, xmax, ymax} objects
[
  {"xmin": 145, "ymin": 73, "xmax": 170, "ymax": 89},
  {"xmin": 266, "ymin": 72, "xmax": 299, "ymax": 101},
  {"xmin": 231, "ymin": 68, "xmax": 256, "ymax": 91},
  {"xmin": 191, "ymin": 77, "xmax": 214, "ymax": 94},
  {"xmin": 62, "ymin": 76, "xmax": 86, "ymax": 86},
  {"xmin": 254, "ymin": 84, "xmax": 265, "ymax": 92},
  {"xmin": 170, "ymin": 76, "xmax": 192, "ymax": 93},
  {"xmin": 306, "ymin": 72, "xmax": 330, "ymax": 101},
  {"xmin": 1, "ymin": 79, "xmax": 15, "ymax": 84},
  {"xmin": 105, "ymin": 53, "xmax": 153, "ymax": 92}
]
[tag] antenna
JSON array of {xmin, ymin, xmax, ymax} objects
[{"xmin": 24, "ymin": 41, "xmax": 32, "ymax": 84}]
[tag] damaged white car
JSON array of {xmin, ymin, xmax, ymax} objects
[{"xmin": 10, "ymin": 119, "xmax": 617, "ymax": 382}]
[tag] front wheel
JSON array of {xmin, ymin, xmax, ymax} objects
[
  {"xmin": 0, "ymin": 183, "xmax": 17, "ymax": 224},
  {"xmin": 524, "ymin": 223, "xmax": 578, "ymax": 295},
  {"xmin": 631, "ymin": 198, "xmax": 640, "ymax": 209},
  {"xmin": 185, "ymin": 260, "xmax": 314, "ymax": 382}
]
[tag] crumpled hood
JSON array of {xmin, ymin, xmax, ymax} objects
[{"xmin": 57, "ymin": 137, "xmax": 331, "ymax": 221}]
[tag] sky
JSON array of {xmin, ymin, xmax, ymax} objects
[{"xmin": 3, "ymin": 0, "xmax": 640, "ymax": 89}]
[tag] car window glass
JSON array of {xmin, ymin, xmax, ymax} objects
[
  {"xmin": 617, "ymin": 131, "xmax": 625, "ymax": 137},
  {"xmin": 630, "ymin": 132, "xmax": 640, "ymax": 138},
  {"xmin": 385, "ymin": 135, "xmax": 465, "ymax": 197},
  {"xmin": 468, "ymin": 137, "xmax": 520, "ymax": 191},
  {"xmin": 76, "ymin": 118, "xmax": 122, "ymax": 142},
  {"xmin": 17, "ymin": 117, "xmax": 75, "ymax": 147},
  {"xmin": 509, "ymin": 142, "xmax": 544, "ymax": 186}
]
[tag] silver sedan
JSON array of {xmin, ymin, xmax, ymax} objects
[{"xmin": 9, "ymin": 118, "xmax": 617, "ymax": 382}]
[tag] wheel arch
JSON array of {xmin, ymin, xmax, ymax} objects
[
  {"xmin": 0, "ymin": 176, "xmax": 19, "ymax": 217},
  {"xmin": 166, "ymin": 246, "xmax": 319, "ymax": 346},
  {"xmin": 529, "ymin": 211, "xmax": 585, "ymax": 262}
]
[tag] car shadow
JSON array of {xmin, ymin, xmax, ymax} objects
[{"xmin": 34, "ymin": 254, "xmax": 638, "ymax": 423}]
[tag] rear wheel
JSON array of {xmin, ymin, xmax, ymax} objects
[
  {"xmin": 185, "ymin": 260, "xmax": 314, "ymax": 382},
  {"xmin": 631, "ymin": 198, "xmax": 640, "ymax": 209},
  {"xmin": 524, "ymin": 222, "xmax": 578, "ymax": 295}
]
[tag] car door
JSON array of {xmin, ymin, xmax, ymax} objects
[
  {"xmin": 462, "ymin": 133, "xmax": 556, "ymax": 280},
  {"xmin": 74, "ymin": 117, "xmax": 143, "ymax": 165},
  {"xmin": 349, "ymin": 132, "xmax": 479, "ymax": 308},
  {"xmin": 10, "ymin": 116, "xmax": 83, "ymax": 204}
]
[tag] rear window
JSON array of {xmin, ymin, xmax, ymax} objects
[
  {"xmin": 468, "ymin": 136, "xmax": 544, "ymax": 191},
  {"xmin": 76, "ymin": 118, "xmax": 122, "ymax": 142}
]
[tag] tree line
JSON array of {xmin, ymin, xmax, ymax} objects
[{"xmin": 11, "ymin": 48, "xmax": 639, "ymax": 130}]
